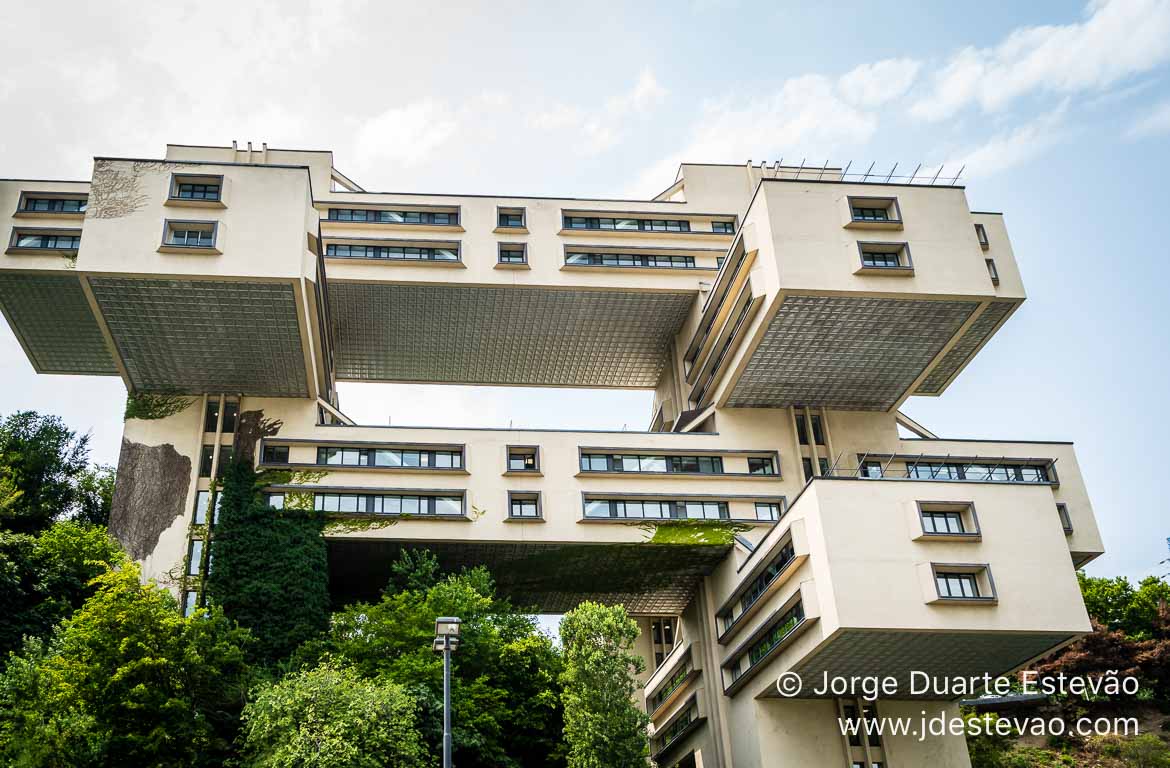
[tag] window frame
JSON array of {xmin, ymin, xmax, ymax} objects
[
  {"xmin": 159, "ymin": 219, "xmax": 220, "ymax": 253},
  {"xmin": 845, "ymin": 196, "xmax": 903, "ymax": 228},
  {"xmin": 6, "ymin": 227, "xmax": 82, "ymax": 254},
  {"xmin": 915, "ymin": 501, "xmax": 981, "ymax": 541},
  {"xmin": 167, "ymin": 173, "xmax": 226, "ymax": 208},
  {"xmin": 507, "ymin": 491, "xmax": 542, "ymax": 520},
  {"xmin": 505, "ymin": 445, "xmax": 541, "ymax": 474},
  {"xmin": 497, "ymin": 242, "xmax": 528, "ymax": 266},
  {"xmin": 496, "ymin": 206, "xmax": 527, "ymax": 230},
  {"xmin": 930, "ymin": 563, "xmax": 997, "ymax": 604},
  {"xmin": 14, "ymin": 191, "xmax": 88, "ymax": 218},
  {"xmin": 855, "ymin": 241, "xmax": 913, "ymax": 274},
  {"xmin": 326, "ymin": 206, "xmax": 461, "ymax": 227}
]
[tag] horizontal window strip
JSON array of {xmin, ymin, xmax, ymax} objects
[
  {"xmin": 583, "ymin": 498, "xmax": 729, "ymax": 521},
  {"xmin": 12, "ymin": 233, "xmax": 80, "ymax": 250},
  {"xmin": 563, "ymin": 216, "xmax": 690, "ymax": 232},
  {"xmin": 565, "ymin": 251, "xmax": 696, "ymax": 268},
  {"xmin": 729, "ymin": 601, "xmax": 805, "ymax": 683},
  {"xmin": 326, "ymin": 243, "xmax": 458, "ymax": 261},
  {"xmin": 328, "ymin": 208, "xmax": 458, "ymax": 225},
  {"xmin": 315, "ymin": 446, "xmax": 462, "ymax": 469},
  {"xmin": 580, "ymin": 453, "xmax": 724, "ymax": 474},
  {"xmin": 719, "ymin": 539, "xmax": 796, "ymax": 634},
  {"xmin": 21, "ymin": 197, "xmax": 87, "ymax": 212},
  {"xmin": 265, "ymin": 491, "xmax": 463, "ymax": 516}
]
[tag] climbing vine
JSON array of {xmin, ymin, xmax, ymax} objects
[{"xmin": 123, "ymin": 393, "xmax": 194, "ymax": 421}]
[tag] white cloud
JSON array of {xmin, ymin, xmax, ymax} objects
[
  {"xmin": 627, "ymin": 74, "xmax": 878, "ymax": 196},
  {"xmin": 354, "ymin": 100, "xmax": 460, "ymax": 169},
  {"xmin": 911, "ymin": 0, "xmax": 1170, "ymax": 120},
  {"xmin": 945, "ymin": 103, "xmax": 1068, "ymax": 178},
  {"xmin": 1126, "ymin": 99, "xmax": 1170, "ymax": 138},
  {"xmin": 837, "ymin": 58, "xmax": 921, "ymax": 107},
  {"xmin": 528, "ymin": 68, "xmax": 668, "ymax": 156}
]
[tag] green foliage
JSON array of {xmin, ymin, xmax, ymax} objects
[
  {"xmin": 240, "ymin": 659, "xmax": 427, "ymax": 768},
  {"xmin": 965, "ymin": 711, "xmax": 1018, "ymax": 767},
  {"xmin": 312, "ymin": 552, "xmax": 565, "ymax": 768},
  {"xmin": 0, "ymin": 412, "xmax": 90, "ymax": 534},
  {"xmin": 204, "ymin": 461, "xmax": 329, "ymax": 666},
  {"xmin": 1119, "ymin": 734, "xmax": 1170, "ymax": 767},
  {"xmin": 0, "ymin": 521, "xmax": 124, "ymax": 657},
  {"xmin": 558, "ymin": 601, "xmax": 649, "ymax": 768},
  {"xmin": 69, "ymin": 465, "xmax": 115, "ymax": 527},
  {"xmin": 123, "ymin": 393, "xmax": 193, "ymax": 421},
  {"xmin": 0, "ymin": 564, "xmax": 254, "ymax": 768},
  {"xmin": 1079, "ymin": 573, "xmax": 1170, "ymax": 639},
  {"xmin": 641, "ymin": 519, "xmax": 752, "ymax": 546}
]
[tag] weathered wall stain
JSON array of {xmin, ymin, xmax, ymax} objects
[
  {"xmin": 108, "ymin": 438, "xmax": 191, "ymax": 560},
  {"xmin": 87, "ymin": 159, "xmax": 197, "ymax": 219}
]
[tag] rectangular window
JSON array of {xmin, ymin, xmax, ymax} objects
[
  {"xmin": 327, "ymin": 208, "xmax": 459, "ymax": 226},
  {"xmin": 182, "ymin": 590, "xmax": 199, "ymax": 617},
  {"xmin": 563, "ymin": 216, "xmax": 690, "ymax": 232},
  {"xmin": 861, "ymin": 461, "xmax": 884, "ymax": 479},
  {"xmin": 936, "ymin": 572, "xmax": 980, "ymax": 599},
  {"xmin": 312, "ymin": 492, "xmax": 463, "ymax": 516},
  {"xmin": 975, "ymin": 222, "xmax": 990, "ymax": 249},
  {"xmin": 199, "ymin": 445, "xmax": 215, "ymax": 477},
  {"xmin": 221, "ymin": 400, "xmax": 238, "ymax": 433},
  {"xmin": 564, "ymin": 251, "xmax": 696, "ymax": 269},
  {"xmin": 747, "ymin": 456, "xmax": 776, "ymax": 475},
  {"xmin": 498, "ymin": 243, "xmax": 527, "ymax": 264},
  {"xmin": 1057, "ymin": 503, "xmax": 1073, "ymax": 534},
  {"xmin": 796, "ymin": 414, "xmax": 825, "ymax": 446},
  {"xmin": 847, "ymin": 197, "xmax": 900, "ymax": 226},
  {"xmin": 922, "ymin": 510, "xmax": 965, "ymax": 534},
  {"xmin": 497, "ymin": 208, "xmax": 525, "ymax": 228},
  {"xmin": 580, "ymin": 453, "xmax": 725, "ymax": 474},
  {"xmin": 857, "ymin": 242, "xmax": 911, "ymax": 271},
  {"xmin": 326, "ymin": 243, "xmax": 459, "ymax": 261},
  {"xmin": 261, "ymin": 444, "xmax": 289, "ymax": 464},
  {"xmin": 163, "ymin": 220, "xmax": 217, "ymax": 249},
  {"xmin": 21, "ymin": 196, "xmax": 87, "ymax": 213},
  {"xmin": 711, "ymin": 220, "xmax": 735, "ymax": 234},
  {"xmin": 315, "ymin": 446, "xmax": 462, "ymax": 469},
  {"xmin": 731, "ymin": 601, "xmax": 804, "ymax": 681},
  {"xmin": 176, "ymin": 182, "xmax": 220, "ymax": 201},
  {"xmin": 509, "ymin": 492, "xmax": 540, "ymax": 519},
  {"xmin": 986, "ymin": 258, "xmax": 1000, "ymax": 285},
  {"xmin": 265, "ymin": 493, "xmax": 284, "ymax": 509},
  {"xmin": 11, "ymin": 231, "xmax": 81, "ymax": 250},
  {"xmin": 508, "ymin": 447, "xmax": 539, "ymax": 472},
  {"xmin": 193, "ymin": 490, "xmax": 211, "ymax": 525},
  {"xmin": 204, "ymin": 400, "xmax": 220, "ymax": 433},
  {"xmin": 755, "ymin": 502, "xmax": 781, "ymax": 521},
  {"xmin": 187, "ymin": 540, "xmax": 203, "ymax": 576},
  {"xmin": 720, "ymin": 539, "xmax": 796, "ymax": 633}
]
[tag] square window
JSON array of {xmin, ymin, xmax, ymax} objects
[
  {"xmin": 508, "ymin": 447, "xmax": 539, "ymax": 472},
  {"xmin": 261, "ymin": 444, "xmax": 289, "ymax": 464},
  {"xmin": 498, "ymin": 244, "xmax": 527, "ymax": 264},
  {"xmin": 509, "ymin": 493, "xmax": 540, "ymax": 518},
  {"xmin": 498, "ymin": 209, "xmax": 525, "ymax": 228},
  {"xmin": 748, "ymin": 457, "xmax": 776, "ymax": 475}
]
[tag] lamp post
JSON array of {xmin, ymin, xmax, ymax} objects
[{"xmin": 433, "ymin": 617, "xmax": 461, "ymax": 768}]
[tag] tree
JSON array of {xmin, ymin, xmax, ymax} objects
[
  {"xmin": 204, "ymin": 460, "xmax": 329, "ymax": 665},
  {"xmin": 558, "ymin": 602, "xmax": 649, "ymax": 768},
  {"xmin": 315, "ymin": 552, "xmax": 566, "ymax": 767},
  {"xmin": 0, "ymin": 564, "xmax": 254, "ymax": 768},
  {"xmin": 1078, "ymin": 572, "xmax": 1170, "ymax": 639},
  {"xmin": 0, "ymin": 412, "xmax": 90, "ymax": 534},
  {"xmin": 240, "ymin": 659, "xmax": 427, "ymax": 768},
  {"xmin": 0, "ymin": 521, "xmax": 124, "ymax": 657},
  {"xmin": 70, "ymin": 465, "xmax": 115, "ymax": 527}
]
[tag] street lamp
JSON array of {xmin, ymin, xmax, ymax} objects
[{"xmin": 434, "ymin": 617, "xmax": 461, "ymax": 768}]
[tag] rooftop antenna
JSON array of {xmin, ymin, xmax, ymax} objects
[
  {"xmin": 861, "ymin": 161, "xmax": 876, "ymax": 182},
  {"xmin": 794, "ymin": 158, "xmax": 806, "ymax": 179},
  {"xmin": 816, "ymin": 160, "xmax": 830, "ymax": 180},
  {"xmin": 840, "ymin": 160, "xmax": 853, "ymax": 180},
  {"xmin": 950, "ymin": 165, "xmax": 965, "ymax": 186},
  {"xmin": 929, "ymin": 164, "xmax": 945, "ymax": 185},
  {"xmin": 907, "ymin": 163, "xmax": 922, "ymax": 184},
  {"xmin": 884, "ymin": 162, "xmax": 899, "ymax": 183}
]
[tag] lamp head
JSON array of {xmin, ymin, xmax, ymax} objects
[{"xmin": 435, "ymin": 616, "xmax": 462, "ymax": 637}]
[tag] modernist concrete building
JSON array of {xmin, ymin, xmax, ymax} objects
[{"xmin": 0, "ymin": 143, "xmax": 1103, "ymax": 767}]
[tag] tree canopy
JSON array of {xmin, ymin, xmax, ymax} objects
[
  {"xmin": 559, "ymin": 601, "xmax": 649, "ymax": 768},
  {"xmin": 0, "ymin": 412, "xmax": 93, "ymax": 534},
  {"xmin": 0, "ymin": 565, "xmax": 255, "ymax": 768},
  {"xmin": 240, "ymin": 660, "xmax": 427, "ymax": 768}
]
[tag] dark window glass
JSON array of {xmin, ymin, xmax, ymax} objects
[
  {"xmin": 221, "ymin": 401, "xmax": 238, "ymax": 433},
  {"xmin": 187, "ymin": 540, "xmax": 203, "ymax": 576},
  {"xmin": 498, "ymin": 247, "xmax": 526, "ymax": 264},
  {"xmin": 936, "ymin": 572, "xmax": 980, "ymax": 598},
  {"xmin": 801, "ymin": 457, "xmax": 813, "ymax": 482},
  {"xmin": 204, "ymin": 401, "xmax": 220, "ymax": 432},
  {"xmin": 508, "ymin": 451, "xmax": 537, "ymax": 471},
  {"xmin": 326, "ymin": 243, "xmax": 458, "ymax": 261},
  {"xmin": 564, "ymin": 252, "xmax": 696, "ymax": 269},
  {"xmin": 747, "ymin": 457, "xmax": 776, "ymax": 475},
  {"xmin": 327, "ymin": 208, "xmax": 458, "ymax": 226},
  {"xmin": 13, "ymin": 233, "xmax": 81, "ymax": 250},
  {"xmin": 861, "ymin": 250, "xmax": 902, "ymax": 268},
  {"xmin": 176, "ymin": 183, "xmax": 221, "ymax": 200},
  {"xmin": 22, "ymin": 197, "xmax": 87, "ymax": 212},
  {"xmin": 168, "ymin": 227, "xmax": 214, "ymax": 247},
  {"xmin": 922, "ymin": 510, "xmax": 965, "ymax": 534},
  {"xmin": 262, "ymin": 444, "xmax": 289, "ymax": 464},
  {"xmin": 199, "ymin": 445, "xmax": 215, "ymax": 477},
  {"xmin": 712, "ymin": 221, "xmax": 735, "ymax": 233},
  {"xmin": 852, "ymin": 206, "xmax": 890, "ymax": 221},
  {"xmin": 561, "ymin": 216, "xmax": 690, "ymax": 232},
  {"xmin": 509, "ymin": 495, "xmax": 539, "ymax": 518},
  {"xmin": 498, "ymin": 211, "xmax": 524, "ymax": 227},
  {"xmin": 796, "ymin": 415, "xmax": 824, "ymax": 445}
]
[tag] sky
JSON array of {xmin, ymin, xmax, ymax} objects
[{"xmin": 1, "ymin": 0, "xmax": 1169, "ymax": 585}]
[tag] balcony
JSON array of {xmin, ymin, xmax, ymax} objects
[{"xmin": 707, "ymin": 473, "xmax": 1095, "ymax": 699}]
